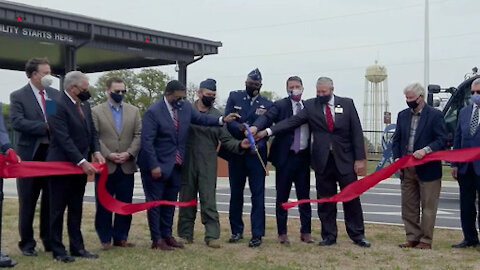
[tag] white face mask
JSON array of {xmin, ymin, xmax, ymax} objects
[
  {"xmin": 291, "ymin": 89, "xmax": 303, "ymax": 96},
  {"xmin": 40, "ymin": 74, "xmax": 54, "ymax": 88}
]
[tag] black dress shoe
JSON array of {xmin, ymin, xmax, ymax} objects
[
  {"xmin": 21, "ymin": 248, "xmax": 38, "ymax": 256},
  {"xmin": 451, "ymin": 240, "xmax": 479, "ymax": 248},
  {"xmin": 71, "ymin": 249, "xmax": 99, "ymax": 259},
  {"xmin": 353, "ymin": 238, "xmax": 371, "ymax": 248},
  {"xmin": 318, "ymin": 238, "xmax": 336, "ymax": 246},
  {"xmin": 54, "ymin": 255, "xmax": 75, "ymax": 263},
  {"xmin": 228, "ymin": 233, "xmax": 243, "ymax": 243},
  {"xmin": 248, "ymin": 237, "xmax": 262, "ymax": 247}
]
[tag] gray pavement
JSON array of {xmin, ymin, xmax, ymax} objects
[{"xmin": 2, "ymin": 172, "xmax": 462, "ymax": 230}]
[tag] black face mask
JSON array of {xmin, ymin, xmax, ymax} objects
[
  {"xmin": 316, "ymin": 94, "xmax": 331, "ymax": 104},
  {"xmin": 171, "ymin": 98, "xmax": 185, "ymax": 109},
  {"xmin": 78, "ymin": 91, "xmax": 91, "ymax": 101},
  {"xmin": 110, "ymin": 92, "xmax": 123, "ymax": 103},
  {"xmin": 406, "ymin": 97, "xmax": 420, "ymax": 109},
  {"xmin": 246, "ymin": 85, "xmax": 260, "ymax": 98},
  {"xmin": 201, "ymin": 96, "xmax": 215, "ymax": 107}
]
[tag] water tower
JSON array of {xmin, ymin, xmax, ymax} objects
[{"xmin": 363, "ymin": 61, "xmax": 389, "ymax": 152}]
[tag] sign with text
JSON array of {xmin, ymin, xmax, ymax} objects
[{"xmin": 0, "ymin": 24, "xmax": 74, "ymax": 43}]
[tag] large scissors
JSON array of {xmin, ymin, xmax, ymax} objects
[{"xmin": 243, "ymin": 123, "xmax": 267, "ymax": 174}]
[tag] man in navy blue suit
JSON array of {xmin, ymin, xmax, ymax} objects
[
  {"xmin": 137, "ymin": 80, "xmax": 239, "ymax": 251},
  {"xmin": 250, "ymin": 76, "xmax": 312, "ymax": 245},
  {"xmin": 451, "ymin": 78, "xmax": 480, "ymax": 248},
  {"xmin": 392, "ymin": 82, "xmax": 447, "ymax": 250},
  {"xmin": 223, "ymin": 68, "xmax": 273, "ymax": 247}
]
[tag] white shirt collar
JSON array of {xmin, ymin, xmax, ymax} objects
[
  {"xmin": 164, "ymin": 96, "xmax": 174, "ymax": 111},
  {"xmin": 328, "ymin": 95, "xmax": 335, "ymax": 107},
  {"xmin": 64, "ymin": 90, "xmax": 77, "ymax": 104}
]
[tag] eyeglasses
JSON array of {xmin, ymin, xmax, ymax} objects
[
  {"xmin": 113, "ymin": 89, "xmax": 127, "ymax": 94},
  {"xmin": 471, "ymin": 90, "xmax": 480, "ymax": 95}
]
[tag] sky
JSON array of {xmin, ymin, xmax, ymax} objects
[{"xmin": 1, "ymin": 0, "xmax": 479, "ymax": 124}]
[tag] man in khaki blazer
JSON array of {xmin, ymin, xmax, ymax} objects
[{"xmin": 92, "ymin": 76, "xmax": 141, "ymax": 250}]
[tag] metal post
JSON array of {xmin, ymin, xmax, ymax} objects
[
  {"xmin": 424, "ymin": 0, "xmax": 430, "ymax": 88},
  {"xmin": 0, "ymin": 177, "xmax": 17, "ymax": 267},
  {"xmin": 177, "ymin": 61, "xmax": 187, "ymax": 86}
]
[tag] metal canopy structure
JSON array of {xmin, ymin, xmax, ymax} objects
[{"xmin": 0, "ymin": 0, "xmax": 222, "ymax": 85}]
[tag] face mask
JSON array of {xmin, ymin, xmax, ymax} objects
[
  {"xmin": 201, "ymin": 96, "xmax": 215, "ymax": 107},
  {"xmin": 110, "ymin": 92, "xmax": 123, "ymax": 103},
  {"xmin": 171, "ymin": 98, "xmax": 185, "ymax": 109},
  {"xmin": 406, "ymin": 97, "xmax": 420, "ymax": 109},
  {"xmin": 288, "ymin": 89, "xmax": 303, "ymax": 102},
  {"xmin": 316, "ymin": 94, "xmax": 331, "ymax": 104},
  {"xmin": 246, "ymin": 85, "xmax": 260, "ymax": 97},
  {"xmin": 471, "ymin": 93, "xmax": 480, "ymax": 105},
  {"xmin": 77, "ymin": 91, "xmax": 91, "ymax": 101},
  {"xmin": 40, "ymin": 74, "xmax": 54, "ymax": 88}
]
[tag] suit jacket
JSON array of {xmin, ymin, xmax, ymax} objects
[
  {"xmin": 10, "ymin": 83, "xmax": 60, "ymax": 160},
  {"xmin": 270, "ymin": 95, "xmax": 365, "ymax": 175},
  {"xmin": 137, "ymin": 98, "xmax": 221, "ymax": 180},
  {"xmin": 452, "ymin": 104, "xmax": 480, "ymax": 175},
  {"xmin": 223, "ymin": 90, "xmax": 272, "ymax": 160},
  {"xmin": 46, "ymin": 92, "xmax": 100, "ymax": 164},
  {"xmin": 253, "ymin": 97, "xmax": 310, "ymax": 168},
  {"xmin": 0, "ymin": 103, "xmax": 13, "ymax": 153},
  {"xmin": 392, "ymin": 104, "xmax": 447, "ymax": 181},
  {"xmin": 92, "ymin": 102, "xmax": 141, "ymax": 174}
]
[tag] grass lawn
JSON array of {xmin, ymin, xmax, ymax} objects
[{"xmin": 1, "ymin": 199, "xmax": 479, "ymax": 270}]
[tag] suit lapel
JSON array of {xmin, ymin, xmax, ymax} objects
[
  {"xmin": 414, "ymin": 106, "xmax": 428, "ymax": 144},
  {"xmin": 102, "ymin": 103, "xmax": 118, "ymax": 135},
  {"xmin": 24, "ymin": 84, "xmax": 45, "ymax": 119},
  {"xmin": 160, "ymin": 99, "xmax": 176, "ymax": 138},
  {"xmin": 119, "ymin": 104, "xmax": 129, "ymax": 136}
]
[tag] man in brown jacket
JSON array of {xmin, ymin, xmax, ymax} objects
[{"xmin": 92, "ymin": 77, "xmax": 141, "ymax": 250}]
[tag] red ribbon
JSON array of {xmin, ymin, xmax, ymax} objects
[
  {"xmin": 282, "ymin": 146, "xmax": 480, "ymax": 210},
  {"xmin": 0, "ymin": 149, "xmax": 196, "ymax": 215}
]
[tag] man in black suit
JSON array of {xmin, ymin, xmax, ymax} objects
[
  {"xmin": 256, "ymin": 77, "xmax": 370, "ymax": 247},
  {"xmin": 250, "ymin": 76, "xmax": 312, "ymax": 244},
  {"xmin": 9, "ymin": 57, "xmax": 59, "ymax": 256},
  {"xmin": 46, "ymin": 71, "xmax": 105, "ymax": 263}
]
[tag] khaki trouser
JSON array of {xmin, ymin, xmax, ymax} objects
[{"xmin": 401, "ymin": 167, "xmax": 441, "ymax": 244}]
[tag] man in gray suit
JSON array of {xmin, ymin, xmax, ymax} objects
[
  {"xmin": 255, "ymin": 77, "xmax": 370, "ymax": 247},
  {"xmin": 9, "ymin": 57, "xmax": 60, "ymax": 256},
  {"xmin": 92, "ymin": 77, "xmax": 141, "ymax": 250}
]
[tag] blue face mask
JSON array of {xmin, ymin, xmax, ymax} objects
[
  {"xmin": 171, "ymin": 98, "xmax": 185, "ymax": 109},
  {"xmin": 471, "ymin": 93, "xmax": 480, "ymax": 105},
  {"xmin": 110, "ymin": 92, "xmax": 123, "ymax": 103}
]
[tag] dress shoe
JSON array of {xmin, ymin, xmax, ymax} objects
[
  {"xmin": 451, "ymin": 240, "xmax": 479, "ymax": 248},
  {"xmin": 398, "ymin": 241, "xmax": 419, "ymax": 248},
  {"xmin": 248, "ymin": 237, "xmax": 262, "ymax": 247},
  {"xmin": 21, "ymin": 248, "xmax": 37, "ymax": 256},
  {"xmin": 43, "ymin": 243, "xmax": 52, "ymax": 252},
  {"xmin": 318, "ymin": 238, "xmax": 336, "ymax": 246},
  {"xmin": 151, "ymin": 240, "xmax": 174, "ymax": 251},
  {"xmin": 278, "ymin": 234, "xmax": 289, "ymax": 244},
  {"xmin": 164, "ymin": 237, "xmax": 184, "ymax": 249},
  {"xmin": 353, "ymin": 238, "xmax": 371, "ymax": 248},
  {"xmin": 206, "ymin": 239, "xmax": 221, "ymax": 248},
  {"xmin": 101, "ymin": 242, "xmax": 112, "ymax": 250},
  {"xmin": 228, "ymin": 233, "xmax": 243, "ymax": 243},
  {"xmin": 71, "ymin": 249, "xmax": 99, "ymax": 259},
  {"xmin": 415, "ymin": 242, "xmax": 431, "ymax": 249},
  {"xmin": 54, "ymin": 254, "xmax": 75, "ymax": 263},
  {"xmin": 113, "ymin": 240, "xmax": 135, "ymax": 247},
  {"xmin": 300, "ymin": 233, "xmax": 314, "ymax": 244}
]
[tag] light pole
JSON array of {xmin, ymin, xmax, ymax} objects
[{"xmin": 424, "ymin": 0, "xmax": 430, "ymax": 88}]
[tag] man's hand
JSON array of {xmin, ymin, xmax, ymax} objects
[
  {"xmin": 81, "ymin": 161, "xmax": 98, "ymax": 176},
  {"xmin": 451, "ymin": 166, "xmax": 458, "ymax": 180},
  {"xmin": 107, "ymin": 153, "xmax": 120, "ymax": 163},
  {"xmin": 93, "ymin": 152, "xmax": 105, "ymax": 164},
  {"xmin": 116, "ymin": 152, "xmax": 131, "ymax": 164},
  {"xmin": 254, "ymin": 130, "xmax": 268, "ymax": 141},
  {"xmin": 245, "ymin": 126, "xmax": 258, "ymax": 137},
  {"xmin": 413, "ymin": 149, "xmax": 427, "ymax": 160},
  {"xmin": 222, "ymin": 113, "xmax": 241, "ymax": 123},
  {"xmin": 354, "ymin": 159, "xmax": 366, "ymax": 176},
  {"xmin": 151, "ymin": 167, "xmax": 162, "ymax": 180},
  {"xmin": 240, "ymin": 138, "xmax": 251, "ymax": 149}
]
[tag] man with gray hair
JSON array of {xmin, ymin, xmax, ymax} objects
[
  {"xmin": 256, "ymin": 76, "xmax": 370, "ymax": 247},
  {"xmin": 46, "ymin": 70, "xmax": 105, "ymax": 262},
  {"xmin": 450, "ymin": 78, "xmax": 480, "ymax": 248},
  {"xmin": 392, "ymin": 82, "xmax": 447, "ymax": 249}
]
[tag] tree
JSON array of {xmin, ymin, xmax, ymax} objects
[
  {"xmin": 261, "ymin": 91, "xmax": 282, "ymax": 102},
  {"xmin": 186, "ymin": 82, "xmax": 198, "ymax": 103}
]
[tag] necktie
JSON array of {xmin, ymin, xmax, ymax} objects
[
  {"xmin": 291, "ymin": 102, "xmax": 302, "ymax": 153},
  {"xmin": 325, "ymin": 104, "xmax": 334, "ymax": 132},
  {"xmin": 39, "ymin": 90, "xmax": 46, "ymax": 118},
  {"xmin": 172, "ymin": 108, "xmax": 182, "ymax": 165},
  {"xmin": 470, "ymin": 106, "xmax": 479, "ymax": 136},
  {"xmin": 75, "ymin": 102, "xmax": 85, "ymax": 120}
]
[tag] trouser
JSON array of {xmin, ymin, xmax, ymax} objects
[{"xmin": 457, "ymin": 163, "xmax": 480, "ymax": 243}]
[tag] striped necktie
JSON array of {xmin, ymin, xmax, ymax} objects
[{"xmin": 172, "ymin": 108, "xmax": 182, "ymax": 165}]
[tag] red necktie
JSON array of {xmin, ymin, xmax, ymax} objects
[
  {"xmin": 325, "ymin": 104, "xmax": 334, "ymax": 132},
  {"xmin": 172, "ymin": 108, "xmax": 182, "ymax": 165},
  {"xmin": 39, "ymin": 90, "xmax": 46, "ymax": 118}
]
